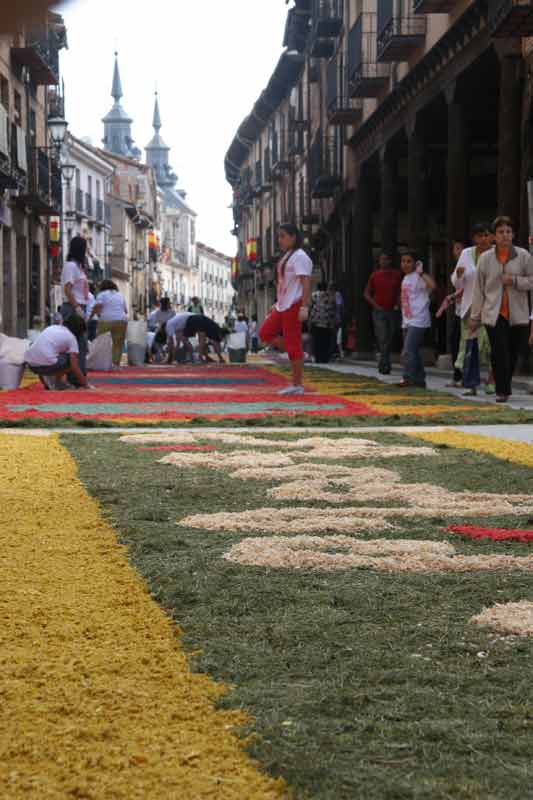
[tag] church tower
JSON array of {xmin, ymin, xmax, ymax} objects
[
  {"xmin": 102, "ymin": 52, "xmax": 140, "ymax": 159},
  {"xmin": 145, "ymin": 92, "xmax": 178, "ymax": 190}
]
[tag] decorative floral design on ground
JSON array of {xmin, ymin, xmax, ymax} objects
[
  {"xmin": 223, "ymin": 535, "xmax": 533, "ymax": 574},
  {"xmin": 0, "ymin": 434, "xmax": 286, "ymax": 799},
  {"xmin": 471, "ymin": 602, "xmax": 533, "ymax": 636}
]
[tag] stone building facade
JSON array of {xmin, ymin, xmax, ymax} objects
[
  {"xmin": 196, "ymin": 242, "xmax": 234, "ymax": 324},
  {"xmin": 226, "ymin": 0, "xmax": 533, "ymax": 351},
  {"xmin": 0, "ymin": 12, "xmax": 66, "ymax": 336}
]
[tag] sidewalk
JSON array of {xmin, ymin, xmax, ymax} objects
[{"xmin": 307, "ymin": 359, "xmax": 533, "ymax": 412}]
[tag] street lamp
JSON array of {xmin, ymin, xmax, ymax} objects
[{"xmin": 48, "ymin": 115, "xmax": 68, "ymax": 151}]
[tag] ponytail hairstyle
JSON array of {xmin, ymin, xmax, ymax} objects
[{"xmin": 278, "ymin": 222, "xmax": 304, "ymax": 279}]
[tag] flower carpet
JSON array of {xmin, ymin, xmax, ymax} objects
[
  {"xmin": 1, "ymin": 362, "xmax": 531, "ymax": 426},
  {"xmin": 14, "ymin": 427, "xmax": 526, "ymax": 798}
]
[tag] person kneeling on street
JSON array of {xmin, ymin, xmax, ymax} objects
[{"xmin": 25, "ymin": 315, "xmax": 91, "ymax": 391}]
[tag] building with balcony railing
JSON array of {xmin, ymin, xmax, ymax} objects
[
  {"xmin": 0, "ymin": 11, "xmax": 67, "ymax": 337},
  {"xmin": 226, "ymin": 0, "xmax": 533, "ymax": 366},
  {"xmin": 196, "ymin": 243, "xmax": 234, "ymax": 324}
]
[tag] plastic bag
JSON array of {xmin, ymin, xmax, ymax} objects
[
  {"xmin": 228, "ymin": 332, "xmax": 247, "ymax": 350},
  {"xmin": 87, "ymin": 332, "xmax": 113, "ymax": 372},
  {"xmin": 0, "ymin": 333, "xmax": 30, "ymax": 365}
]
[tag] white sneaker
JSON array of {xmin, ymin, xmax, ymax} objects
[{"xmin": 278, "ymin": 385, "xmax": 305, "ymax": 396}]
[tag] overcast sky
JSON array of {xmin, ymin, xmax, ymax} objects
[{"xmin": 54, "ymin": 0, "xmax": 288, "ymax": 256}]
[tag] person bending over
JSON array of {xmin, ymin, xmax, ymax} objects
[
  {"xmin": 25, "ymin": 315, "xmax": 90, "ymax": 390},
  {"xmin": 182, "ymin": 314, "xmax": 226, "ymax": 364},
  {"xmin": 259, "ymin": 223, "xmax": 313, "ymax": 395}
]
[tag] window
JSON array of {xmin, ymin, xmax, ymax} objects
[
  {"xmin": 0, "ymin": 75, "xmax": 8, "ymax": 110},
  {"xmin": 14, "ymin": 91, "xmax": 21, "ymax": 123},
  {"xmin": 75, "ymin": 168, "xmax": 81, "ymax": 188},
  {"xmin": 88, "ymin": 175, "xmax": 93, "ymax": 195},
  {"xmin": 96, "ymin": 180, "xmax": 101, "ymax": 200}
]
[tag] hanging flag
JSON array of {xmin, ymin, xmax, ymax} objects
[{"xmin": 246, "ymin": 238, "xmax": 257, "ymax": 264}]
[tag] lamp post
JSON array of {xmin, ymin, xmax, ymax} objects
[{"xmin": 46, "ymin": 110, "xmax": 69, "ymax": 324}]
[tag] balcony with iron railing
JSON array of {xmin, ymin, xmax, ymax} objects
[
  {"xmin": 309, "ymin": 131, "xmax": 342, "ymax": 199},
  {"xmin": 270, "ymin": 128, "xmax": 291, "ymax": 176},
  {"xmin": 326, "ymin": 57, "xmax": 363, "ymax": 126},
  {"xmin": 487, "ymin": 0, "xmax": 533, "ymax": 36},
  {"xmin": 17, "ymin": 148, "xmax": 60, "ymax": 215},
  {"xmin": 414, "ymin": 0, "xmax": 456, "ymax": 15},
  {"xmin": 348, "ymin": 13, "xmax": 391, "ymax": 98},
  {"xmin": 377, "ymin": 0, "xmax": 426, "ymax": 62},
  {"xmin": 11, "ymin": 27, "xmax": 60, "ymax": 86}
]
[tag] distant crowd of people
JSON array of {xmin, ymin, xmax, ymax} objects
[
  {"xmin": 22, "ymin": 219, "xmax": 533, "ymax": 402},
  {"xmin": 362, "ymin": 216, "xmax": 533, "ymax": 402}
]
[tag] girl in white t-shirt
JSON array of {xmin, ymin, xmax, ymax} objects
[
  {"xmin": 259, "ymin": 224, "xmax": 313, "ymax": 395},
  {"xmin": 399, "ymin": 252, "xmax": 436, "ymax": 388}
]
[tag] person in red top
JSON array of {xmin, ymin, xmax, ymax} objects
[{"xmin": 364, "ymin": 253, "xmax": 402, "ymax": 374}]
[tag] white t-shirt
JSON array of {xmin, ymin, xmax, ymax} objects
[
  {"xmin": 96, "ymin": 290, "xmax": 128, "ymax": 322},
  {"xmin": 149, "ymin": 309, "xmax": 175, "ymax": 326},
  {"xmin": 25, "ymin": 325, "xmax": 79, "ymax": 367},
  {"xmin": 275, "ymin": 249, "xmax": 313, "ymax": 312},
  {"xmin": 401, "ymin": 272, "xmax": 431, "ymax": 329},
  {"xmin": 166, "ymin": 312, "xmax": 193, "ymax": 337},
  {"xmin": 85, "ymin": 292, "xmax": 96, "ymax": 321},
  {"xmin": 451, "ymin": 246, "xmax": 479, "ymax": 318},
  {"xmin": 61, "ymin": 261, "xmax": 89, "ymax": 305},
  {"xmin": 234, "ymin": 320, "xmax": 249, "ymax": 334}
]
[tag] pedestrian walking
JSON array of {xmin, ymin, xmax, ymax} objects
[
  {"xmin": 446, "ymin": 240, "xmax": 465, "ymax": 387},
  {"xmin": 249, "ymin": 315, "xmax": 259, "ymax": 353},
  {"xmin": 364, "ymin": 253, "xmax": 402, "ymax": 374},
  {"xmin": 399, "ymin": 252, "xmax": 436, "ymax": 388},
  {"xmin": 327, "ymin": 282, "xmax": 345, "ymax": 360},
  {"xmin": 259, "ymin": 223, "xmax": 313, "ymax": 395},
  {"xmin": 309, "ymin": 282, "xmax": 336, "ymax": 363},
  {"xmin": 451, "ymin": 223, "xmax": 493, "ymax": 396},
  {"xmin": 91, "ymin": 280, "xmax": 129, "ymax": 368},
  {"xmin": 60, "ymin": 235, "xmax": 90, "ymax": 387},
  {"xmin": 187, "ymin": 296, "xmax": 204, "ymax": 315},
  {"xmin": 470, "ymin": 216, "xmax": 533, "ymax": 402}
]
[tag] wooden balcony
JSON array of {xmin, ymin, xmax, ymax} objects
[
  {"xmin": 313, "ymin": 0, "xmax": 344, "ymax": 38},
  {"xmin": 488, "ymin": 0, "xmax": 533, "ymax": 36},
  {"xmin": 348, "ymin": 14, "xmax": 391, "ymax": 98},
  {"xmin": 377, "ymin": 14, "xmax": 427, "ymax": 62},
  {"xmin": 11, "ymin": 30, "xmax": 60, "ymax": 86},
  {"xmin": 414, "ymin": 0, "xmax": 456, "ymax": 13}
]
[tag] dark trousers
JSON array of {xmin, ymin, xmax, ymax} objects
[
  {"xmin": 450, "ymin": 314, "xmax": 462, "ymax": 383},
  {"xmin": 373, "ymin": 309, "xmax": 399, "ymax": 373},
  {"xmin": 463, "ymin": 339, "xmax": 480, "ymax": 390},
  {"xmin": 485, "ymin": 316, "xmax": 528, "ymax": 397},
  {"xmin": 312, "ymin": 326, "xmax": 333, "ymax": 363}
]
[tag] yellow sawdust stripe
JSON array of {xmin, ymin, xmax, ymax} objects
[
  {"xmin": 0, "ymin": 435, "xmax": 286, "ymax": 799},
  {"xmin": 408, "ymin": 429, "xmax": 533, "ymax": 469}
]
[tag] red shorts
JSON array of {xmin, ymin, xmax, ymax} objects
[{"xmin": 259, "ymin": 302, "xmax": 303, "ymax": 361}]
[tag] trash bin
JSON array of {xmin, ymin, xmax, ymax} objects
[
  {"xmin": 127, "ymin": 321, "xmax": 147, "ymax": 366},
  {"xmin": 228, "ymin": 332, "xmax": 247, "ymax": 364}
]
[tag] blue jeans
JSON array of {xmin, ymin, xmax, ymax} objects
[
  {"xmin": 403, "ymin": 326, "xmax": 427, "ymax": 387},
  {"xmin": 463, "ymin": 338, "xmax": 480, "ymax": 389},
  {"xmin": 28, "ymin": 353, "xmax": 70, "ymax": 376},
  {"xmin": 60, "ymin": 302, "xmax": 87, "ymax": 385},
  {"xmin": 373, "ymin": 309, "xmax": 399, "ymax": 372}
]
